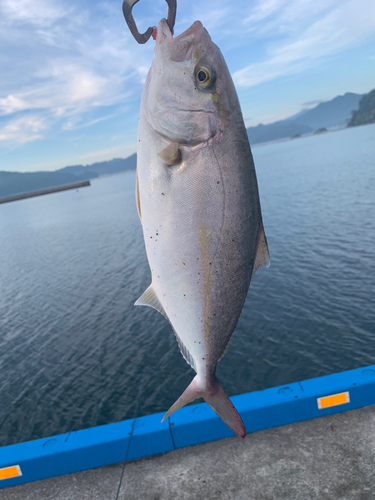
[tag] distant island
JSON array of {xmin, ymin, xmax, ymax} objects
[
  {"xmin": 348, "ymin": 88, "xmax": 375, "ymax": 127},
  {"xmin": 246, "ymin": 91, "xmax": 363, "ymax": 145},
  {"xmin": 1, "ymin": 87, "xmax": 374, "ymax": 200}
]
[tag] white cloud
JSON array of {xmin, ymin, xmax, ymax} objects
[
  {"xmin": 233, "ymin": 0, "xmax": 375, "ymax": 88},
  {"xmin": 241, "ymin": 0, "xmax": 336, "ymax": 37},
  {"xmin": 243, "ymin": 0, "xmax": 287, "ymax": 25},
  {"xmin": 0, "ymin": 0, "xmax": 151, "ymax": 146},
  {"xmin": 0, "ymin": 0, "xmax": 67, "ymax": 25},
  {"xmin": 0, "ymin": 95, "xmax": 29, "ymax": 115},
  {"xmin": 190, "ymin": 6, "xmax": 229, "ymax": 33},
  {"xmin": 0, "ymin": 116, "xmax": 47, "ymax": 144},
  {"xmin": 1, "ymin": 0, "xmax": 374, "ymax": 164},
  {"xmin": 61, "ymin": 111, "xmax": 122, "ymax": 131},
  {"xmin": 302, "ymin": 100, "xmax": 324, "ymax": 108},
  {"xmin": 0, "ymin": 64, "xmax": 130, "ymax": 119}
]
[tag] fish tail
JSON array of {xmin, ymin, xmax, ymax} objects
[
  {"xmin": 161, "ymin": 375, "xmax": 246, "ymax": 439},
  {"xmin": 205, "ymin": 378, "xmax": 247, "ymax": 439}
]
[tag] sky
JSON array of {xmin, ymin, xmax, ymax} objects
[{"xmin": 0, "ymin": 0, "xmax": 374, "ymax": 173}]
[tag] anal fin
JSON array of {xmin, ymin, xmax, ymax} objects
[
  {"xmin": 135, "ymin": 286, "xmax": 196, "ymax": 371},
  {"xmin": 171, "ymin": 326, "xmax": 196, "ymax": 371}
]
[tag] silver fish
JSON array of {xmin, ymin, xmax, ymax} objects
[{"xmin": 135, "ymin": 19, "xmax": 269, "ymax": 438}]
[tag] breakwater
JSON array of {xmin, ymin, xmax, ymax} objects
[{"xmin": 0, "ymin": 180, "xmax": 90, "ymax": 204}]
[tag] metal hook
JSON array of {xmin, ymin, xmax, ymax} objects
[{"xmin": 122, "ymin": 0, "xmax": 177, "ymax": 44}]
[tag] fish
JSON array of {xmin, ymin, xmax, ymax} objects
[{"xmin": 135, "ymin": 18, "xmax": 269, "ymax": 438}]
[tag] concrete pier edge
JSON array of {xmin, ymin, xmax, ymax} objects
[{"xmin": 1, "ymin": 364, "xmax": 375, "ymax": 489}]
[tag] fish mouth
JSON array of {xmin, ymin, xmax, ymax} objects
[
  {"xmin": 172, "ymin": 20, "xmax": 204, "ymax": 42},
  {"xmin": 156, "ymin": 19, "xmax": 205, "ymax": 62}
]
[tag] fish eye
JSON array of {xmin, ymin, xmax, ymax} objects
[
  {"xmin": 197, "ymin": 70, "xmax": 208, "ymax": 82},
  {"xmin": 195, "ymin": 66, "xmax": 215, "ymax": 89}
]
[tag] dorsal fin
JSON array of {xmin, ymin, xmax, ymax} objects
[
  {"xmin": 135, "ymin": 171, "xmax": 142, "ymax": 222},
  {"xmin": 134, "ymin": 285, "xmax": 167, "ymax": 318},
  {"xmin": 252, "ymin": 223, "xmax": 270, "ymax": 277}
]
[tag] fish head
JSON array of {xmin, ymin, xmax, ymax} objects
[{"xmin": 144, "ymin": 19, "xmax": 233, "ymax": 147}]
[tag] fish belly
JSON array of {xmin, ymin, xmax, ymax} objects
[{"xmin": 137, "ymin": 113, "xmax": 261, "ymax": 376}]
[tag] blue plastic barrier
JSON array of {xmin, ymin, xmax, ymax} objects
[
  {"xmin": 169, "ymin": 367, "xmax": 375, "ymax": 447},
  {"xmin": 1, "ymin": 365, "xmax": 375, "ymax": 488}
]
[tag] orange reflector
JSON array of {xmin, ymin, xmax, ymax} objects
[
  {"xmin": 318, "ymin": 391, "xmax": 350, "ymax": 409},
  {"xmin": 0, "ymin": 465, "xmax": 22, "ymax": 481}
]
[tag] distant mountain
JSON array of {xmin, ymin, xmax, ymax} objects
[
  {"xmin": 0, "ymin": 90, "xmax": 370, "ymax": 199},
  {"xmin": 0, "ymin": 154, "xmax": 137, "ymax": 199},
  {"xmin": 58, "ymin": 154, "xmax": 136, "ymax": 178},
  {"xmin": 348, "ymin": 88, "xmax": 375, "ymax": 127},
  {"xmin": 247, "ymin": 92, "xmax": 363, "ymax": 145},
  {"xmin": 295, "ymin": 92, "xmax": 363, "ymax": 129},
  {"xmin": 247, "ymin": 121, "xmax": 313, "ymax": 145}
]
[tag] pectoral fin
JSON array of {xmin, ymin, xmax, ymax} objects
[
  {"xmin": 252, "ymin": 223, "xmax": 270, "ymax": 277},
  {"xmin": 157, "ymin": 142, "xmax": 181, "ymax": 166}
]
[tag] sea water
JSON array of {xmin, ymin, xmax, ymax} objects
[{"xmin": 0, "ymin": 124, "xmax": 374, "ymax": 446}]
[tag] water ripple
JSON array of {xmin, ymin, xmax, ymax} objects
[{"xmin": 1, "ymin": 125, "xmax": 375, "ymax": 446}]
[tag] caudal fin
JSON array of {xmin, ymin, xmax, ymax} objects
[{"xmin": 161, "ymin": 375, "xmax": 246, "ymax": 439}]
